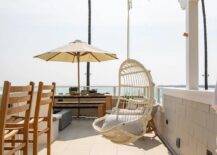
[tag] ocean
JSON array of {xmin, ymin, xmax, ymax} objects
[{"xmin": 0, "ymin": 85, "xmax": 215, "ymax": 104}]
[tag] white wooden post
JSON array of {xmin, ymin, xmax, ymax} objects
[
  {"xmin": 127, "ymin": 0, "xmax": 132, "ymax": 59},
  {"xmin": 186, "ymin": 0, "xmax": 199, "ymax": 90}
]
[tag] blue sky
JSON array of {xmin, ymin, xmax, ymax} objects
[{"xmin": 0, "ymin": 0, "xmax": 216, "ymax": 86}]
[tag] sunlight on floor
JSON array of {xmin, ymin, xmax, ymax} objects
[{"xmin": 38, "ymin": 118, "xmax": 170, "ymax": 155}]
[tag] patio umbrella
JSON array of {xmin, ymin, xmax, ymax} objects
[{"xmin": 34, "ymin": 40, "xmax": 118, "ymax": 92}]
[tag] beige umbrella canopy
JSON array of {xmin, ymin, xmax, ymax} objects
[{"xmin": 34, "ymin": 40, "xmax": 118, "ymax": 92}]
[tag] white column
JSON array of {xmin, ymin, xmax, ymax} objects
[
  {"xmin": 186, "ymin": 0, "xmax": 199, "ymax": 90},
  {"xmin": 127, "ymin": 0, "xmax": 131, "ymax": 59}
]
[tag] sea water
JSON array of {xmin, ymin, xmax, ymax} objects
[{"xmin": 0, "ymin": 86, "xmax": 215, "ymax": 103}]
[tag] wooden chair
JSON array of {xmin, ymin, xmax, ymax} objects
[
  {"xmin": 30, "ymin": 82, "xmax": 55, "ymax": 155},
  {"xmin": 0, "ymin": 81, "xmax": 34, "ymax": 155}
]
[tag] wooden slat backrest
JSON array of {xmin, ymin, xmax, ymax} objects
[
  {"xmin": 42, "ymin": 92, "xmax": 53, "ymax": 98},
  {"xmin": 7, "ymin": 104, "xmax": 30, "ymax": 115},
  {"xmin": 10, "ymin": 85, "xmax": 32, "ymax": 93},
  {"xmin": 9, "ymin": 95, "xmax": 31, "ymax": 104},
  {"xmin": 41, "ymin": 84, "xmax": 55, "ymax": 107},
  {"xmin": 40, "ymin": 99, "xmax": 53, "ymax": 106},
  {"xmin": 7, "ymin": 83, "xmax": 34, "ymax": 116},
  {"xmin": 34, "ymin": 82, "xmax": 56, "ymax": 126},
  {"xmin": 42, "ymin": 85, "xmax": 54, "ymax": 90},
  {"xmin": 0, "ymin": 81, "xmax": 34, "ymax": 154}
]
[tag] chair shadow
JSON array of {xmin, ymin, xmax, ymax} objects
[
  {"xmin": 126, "ymin": 136, "xmax": 162, "ymax": 151},
  {"xmin": 33, "ymin": 118, "xmax": 98, "ymax": 153},
  {"xmin": 41, "ymin": 117, "xmax": 162, "ymax": 152},
  {"xmin": 56, "ymin": 117, "xmax": 99, "ymax": 141}
]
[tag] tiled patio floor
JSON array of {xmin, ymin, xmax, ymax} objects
[{"xmin": 38, "ymin": 118, "xmax": 171, "ymax": 155}]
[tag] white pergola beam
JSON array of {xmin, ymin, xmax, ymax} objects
[{"xmin": 186, "ymin": 0, "xmax": 199, "ymax": 90}]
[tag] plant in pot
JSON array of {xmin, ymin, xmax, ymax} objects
[{"xmin": 69, "ymin": 87, "xmax": 78, "ymax": 95}]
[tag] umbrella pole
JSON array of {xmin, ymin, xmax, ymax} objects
[
  {"xmin": 77, "ymin": 53, "xmax": 80, "ymax": 93},
  {"xmin": 77, "ymin": 53, "xmax": 80, "ymax": 118}
]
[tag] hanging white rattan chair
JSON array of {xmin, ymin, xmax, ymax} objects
[{"xmin": 92, "ymin": 59, "xmax": 155, "ymax": 144}]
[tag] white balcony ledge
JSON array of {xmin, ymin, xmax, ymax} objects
[{"xmin": 162, "ymin": 88, "xmax": 215, "ymax": 105}]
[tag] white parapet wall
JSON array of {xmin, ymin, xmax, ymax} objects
[{"xmin": 154, "ymin": 88, "xmax": 216, "ymax": 155}]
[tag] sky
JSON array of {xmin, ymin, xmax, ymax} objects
[{"xmin": 0, "ymin": 0, "xmax": 216, "ymax": 87}]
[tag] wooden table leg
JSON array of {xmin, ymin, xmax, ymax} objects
[
  {"xmin": 103, "ymin": 104, "xmax": 106, "ymax": 116},
  {"xmin": 105, "ymin": 96, "xmax": 112, "ymax": 110},
  {"xmin": 97, "ymin": 104, "xmax": 103, "ymax": 117},
  {"xmin": 77, "ymin": 98, "xmax": 80, "ymax": 118}
]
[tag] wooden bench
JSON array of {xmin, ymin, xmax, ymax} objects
[
  {"xmin": 54, "ymin": 95, "xmax": 110, "ymax": 117},
  {"xmin": 53, "ymin": 103, "xmax": 106, "ymax": 117}
]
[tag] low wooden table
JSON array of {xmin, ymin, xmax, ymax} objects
[{"xmin": 54, "ymin": 95, "xmax": 112, "ymax": 117}]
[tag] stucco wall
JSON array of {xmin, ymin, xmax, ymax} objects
[{"xmin": 154, "ymin": 89, "xmax": 217, "ymax": 155}]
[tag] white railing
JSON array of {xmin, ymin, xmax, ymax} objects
[
  {"xmin": 0, "ymin": 85, "xmax": 163, "ymax": 103},
  {"xmin": 55, "ymin": 85, "xmax": 163, "ymax": 103},
  {"xmin": 0, "ymin": 85, "xmax": 214, "ymax": 106}
]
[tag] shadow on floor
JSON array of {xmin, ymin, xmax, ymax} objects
[
  {"xmin": 125, "ymin": 136, "xmax": 162, "ymax": 151},
  {"xmin": 57, "ymin": 118, "xmax": 163, "ymax": 151},
  {"xmin": 57, "ymin": 118, "xmax": 163, "ymax": 152},
  {"xmin": 34, "ymin": 118, "xmax": 171, "ymax": 155},
  {"xmin": 57, "ymin": 118, "xmax": 98, "ymax": 141}
]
